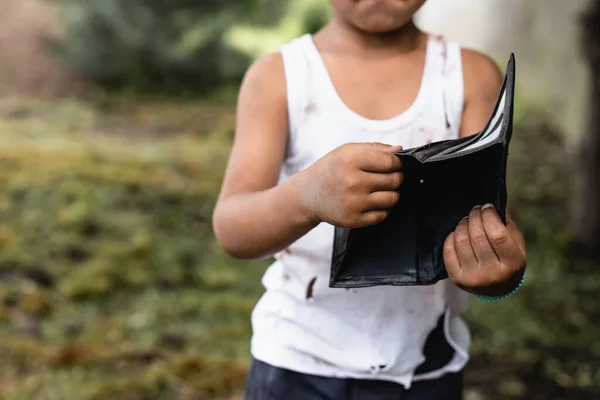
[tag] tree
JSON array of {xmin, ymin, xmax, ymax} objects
[
  {"xmin": 53, "ymin": 0, "xmax": 290, "ymax": 93},
  {"xmin": 572, "ymin": 0, "xmax": 600, "ymax": 256}
]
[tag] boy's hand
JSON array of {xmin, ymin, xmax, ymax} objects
[
  {"xmin": 443, "ymin": 205, "xmax": 527, "ymax": 297},
  {"xmin": 296, "ymin": 142, "xmax": 404, "ymax": 229}
]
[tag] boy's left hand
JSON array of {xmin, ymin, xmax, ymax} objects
[{"xmin": 443, "ymin": 204, "xmax": 527, "ymax": 297}]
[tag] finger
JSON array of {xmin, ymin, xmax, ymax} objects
[
  {"xmin": 481, "ymin": 204, "xmax": 526, "ymax": 268},
  {"xmin": 359, "ymin": 210, "xmax": 390, "ymax": 227},
  {"xmin": 382, "ymin": 145, "xmax": 404, "ymax": 153},
  {"xmin": 454, "ymin": 217, "xmax": 478, "ymax": 271},
  {"xmin": 365, "ymin": 142, "xmax": 404, "ymax": 152},
  {"xmin": 468, "ymin": 206, "xmax": 500, "ymax": 265},
  {"xmin": 359, "ymin": 150, "xmax": 402, "ymax": 173},
  {"xmin": 365, "ymin": 171, "xmax": 404, "ymax": 192},
  {"xmin": 366, "ymin": 191, "xmax": 400, "ymax": 210},
  {"xmin": 443, "ymin": 232, "xmax": 462, "ymax": 280}
]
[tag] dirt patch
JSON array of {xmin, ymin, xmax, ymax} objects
[{"xmin": 0, "ymin": 0, "xmax": 84, "ymax": 99}]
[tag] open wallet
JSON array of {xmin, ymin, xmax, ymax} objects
[{"xmin": 329, "ymin": 53, "xmax": 516, "ymax": 288}]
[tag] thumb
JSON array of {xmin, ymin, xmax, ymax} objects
[{"xmin": 367, "ymin": 142, "xmax": 404, "ymax": 152}]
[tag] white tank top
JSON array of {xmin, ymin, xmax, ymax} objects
[{"xmin": 250, "ymin": 33, "xmax": 471, "ymax": 389}]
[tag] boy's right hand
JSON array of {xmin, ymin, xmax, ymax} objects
[{"xmin": 295, "ymin": 142, "xmax": 404, "ymax": 229}]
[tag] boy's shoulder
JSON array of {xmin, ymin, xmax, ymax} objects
[
  {"xmin": 244, "ymin": 51, "xmax": 285, "ymax": 82},
  {"xmin": 460, "ymin": 47, "xmax": 503, "ymax": 84},
  {"xmin": 239, "ymin": 51, "xmax": 287, "ymax": 101},
  {"xmin": 240, "ymin": 34, "xmax": 310, "ymax": 102},
  {"xmin": 459, "ymin": 46, "xmax": 504, "ymax": 108}
]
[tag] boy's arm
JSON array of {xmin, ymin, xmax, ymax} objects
[
  {"xmin": 212, "ymin": 53, "xmax": 320, "ymax": 260},
  {"xmin": 443, "ymin": 50, "xmax": 527, "ymax": 298},
  {"xmin": 213, "ymin": 53, "xmax": 404, "ymax": 260}
]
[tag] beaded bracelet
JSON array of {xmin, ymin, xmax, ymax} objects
[{"xmin": 473, "ymin": 271, "xmax": 526, "ymax": 303}]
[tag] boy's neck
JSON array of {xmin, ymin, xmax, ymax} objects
[{"xmin": 318, "ymin": 18, "xmax": 424, "ymax": 57}]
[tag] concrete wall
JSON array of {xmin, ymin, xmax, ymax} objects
[
  {"xmin": 0, "ymin": 0, "xmax": 79, "ymax": 99},
  {"xmin": 416, "ymin": 0, "xmax": 591, "ymax": 144}
]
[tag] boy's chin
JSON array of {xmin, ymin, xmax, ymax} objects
[
  {"xmin": 354, "ymin": 16, "xmax": 413, "ymax": 34},
  {"xmin": 347, "ymin": 0, "xmax": 424, "ymax": 34}
]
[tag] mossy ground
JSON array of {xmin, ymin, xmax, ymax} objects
[{"xmin": 0, "ymin": 93, "xmax": 598, "ymax": 399}]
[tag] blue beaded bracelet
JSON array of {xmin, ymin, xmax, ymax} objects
[{"xmin": 473, "ymin": 271, "xmax": 526, "ymax": 303}]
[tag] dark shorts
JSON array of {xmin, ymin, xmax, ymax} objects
[{"xmin": 243, "ymin": 358, "xmax": 463, "ymax": 400}]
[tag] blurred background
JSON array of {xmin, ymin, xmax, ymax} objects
[{"xmin": 0, "ymin": 0, "xmax": 598, "ymax": 399}]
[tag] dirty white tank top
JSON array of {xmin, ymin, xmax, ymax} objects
[{"xmin": 250, "ymin": 33, "xmax": 471, "ymax": 389}]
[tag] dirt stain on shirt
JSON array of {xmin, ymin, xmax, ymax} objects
[
  {"xmin": 304, "ymin": 103, "xmax": 318, "ymax": 115},
  {"xmin": 306, "ymin": 277, "xmax": 317, "ymax": 300}
]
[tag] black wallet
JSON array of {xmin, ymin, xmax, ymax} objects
[{"xmin": 329, "ymin": 53, "xmax": 516, "ymax": 288}]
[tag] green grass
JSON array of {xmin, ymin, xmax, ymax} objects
[
  {"xmin": 0, "ymin": 93, "xmax": 598, "ymax": 399},
  {"xmin": 0, "ymin": 94, "xmax": 268, "ymax": 400}
]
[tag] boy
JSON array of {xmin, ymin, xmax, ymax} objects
[{"xmin": 213, "ymin": 0, "xmax": 527, "ymax": 398}]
